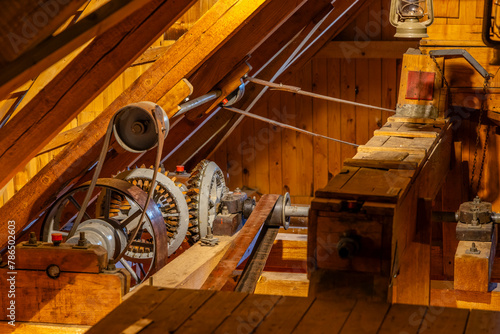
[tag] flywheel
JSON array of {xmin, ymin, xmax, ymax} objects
[
  {"xmin": 187, "ymin": 160, "xmax": 226, "ymax": 243},
  {"xmin": 41, "ymin": 178, "xmax": 168, "ymax": 285}
]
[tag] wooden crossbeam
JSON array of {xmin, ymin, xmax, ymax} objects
[
  {"xmin": 314, "ymin": 41, "xmax": 419, "ymax": 59},
  {"xmin": 0, "ymin": 0, "xmax": 87, "ymax": 63},
  {"xmin": 0, "ymin": 0, "xmax": 275, "ymax": 250},
  {"xmin": 0, "ymin": 0, "xmax": 196, "ymax": 190},
  {"xmin": 0, "ymin": 0, "xmax": 160, "ymax": 101}
]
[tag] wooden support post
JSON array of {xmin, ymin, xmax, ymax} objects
[
  {"xmin": 454, "ymin": 227, "xmax": 497, "ymax": 292},
  {"xmin": 309, "ymin": 117, "xmax": 452, "ymax": 304}
]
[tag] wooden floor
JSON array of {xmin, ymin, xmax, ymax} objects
[{"xmin": 88, "ymin": 286, "xmax": 500, "ymax": 333}]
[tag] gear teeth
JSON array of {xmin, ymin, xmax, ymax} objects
[{"xmin": 116, "ymin": 167, "xmax": 191, "ymax": 256}]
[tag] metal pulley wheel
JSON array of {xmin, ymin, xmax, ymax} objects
[
  {"xmin": 187, "ymin": 160, "xmax": 226, "ymax": 243},
  {"xmin": 41, "ymin": 178, "xmax": 168, "ymax": 285},
  {"xmin": 268, "ymin": 192, "xmax": 291, "ymax": 230},
  {"xmin": 114, "ymin": 167, "xmax": 189, "ymax": 256}
]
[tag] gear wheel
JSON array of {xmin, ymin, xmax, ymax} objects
[
  {"xmin": 113, "ymin": 166, "xmax": 190, "ymax": 256},
  {"xmin": 187, "ymin": 160, "xmax": 226, "ymax": 243}
]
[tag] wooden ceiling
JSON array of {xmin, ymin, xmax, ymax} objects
[{"xmin": 0, "ymin": 0, "xmax": 373, "ymax": 249}]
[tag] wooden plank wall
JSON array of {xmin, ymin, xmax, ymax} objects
[
  {"xmin": 0, "ymin": 0, "xmax": 217, "ymax": 207},
  {"xmin": 210, "ymin": 0, "xmax": 400, "ymax": 205}
]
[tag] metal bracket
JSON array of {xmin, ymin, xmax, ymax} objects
[{"xmin": 428, "ymin": 49, "xmax": 491, "ymax": 80}]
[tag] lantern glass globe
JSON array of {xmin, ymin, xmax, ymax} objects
[{"xmin": 400, "ymin": 3, "xmax": 424, "ymax": 18}]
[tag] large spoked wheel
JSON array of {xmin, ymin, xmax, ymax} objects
[
  {"xmin": 115, "ymin": 168, "xmax": 189, "ymax": 256},
  {"xmin": 41, "ymin": 178, "xmax": 168, "ymax": 285}
]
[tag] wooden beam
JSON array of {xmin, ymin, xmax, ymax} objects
[
  {"xmin": 0, "ymin": 0, "xmax": 160, "ymax": 101},
  {"xmin": 254, "ymin": 272, "xmax": 309, "ymax": 297},
  {"xmin": 181, "ymin": 0, "xmax": 374, "ymax": 169},
  {"xmin": 0, "ymin": 0, "xmax": 87, "ymax": 63},
  {"xmin": 9, "ymin": 0, "xmax": 104, "ymax": 116},
  {"xmin": 0, "ymin": 322, "xmax": 89, "ymax": 333},
  {"xmin": 71, "ymin": 0, "xmax": 337, "ymax": 186},
  {"xmin": 125, "ymin": 235, "xmax": 237, "ymax": 296},
  {"xmin": 0, "ymin": 0, "xmax": 198, "ymax": 249},
  {"xmin": 183, "ymin": 0, "xmax": 309, "ymax": 121},
  {"xmin": 314, "ymin": 41, "xmax": 419, "ymax": 59},
  {"xmin": 455, "ymin": 228, "xmax": 497, "ymax": 292},
  {"xmin": 30, "ymin": 0, "xmax": 311, "ymax": 206},
  {"xmin": 37, "ymin": 122, "xmax": 89, "ymax": 156},
  {"xmin": 168, "ymin": 1, "xmax": 339, "ymax": 168},
  {"xmin": 431, "ymin": 280, "xmax": 500, "ymax": 311},
  {"xmin": 130, "ymin": 44, "xmax": 173, "ymax": 67},
  {"xmin": 0, "ymin": 0, "xmax": 196, "ymax": 190},
  {"xmin": 0, "ymin": 0, "xmax": 274, "ymax": 250}
]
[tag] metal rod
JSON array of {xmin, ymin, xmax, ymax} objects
[
  {"xmin": 120, "ymin": 258, "xmax": 139, "ymax": 283},
  {"xmin": 284, "ymin": 205, "xmax": 309, "ymax": 217},
  {"xmin": 206, "ymin": 13, "xmax": 329, "ymax": 158},
  {"xmin": 247, "ymin": 77, "xmax": 396, "ymax": 113},
  {"xmin": 175, "ymin": 90, "xmax": 221, "ymax": 116},
  {"xmin": 223, "ymin": 106, "xmax": 359, "ymax": 147}
]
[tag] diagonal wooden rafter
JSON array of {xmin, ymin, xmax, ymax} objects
[
  {"xmin": 7, "ymin": 0, "xmax": 113, "ymax": 123},
  {"xmin": 0, "ymin": 0, "xmax": 87, "ymax": 64},
  {"xmin": 78, "ymin": 0, "xmax": 362, "ymax": 182},
  {"xmin": 0, "ymin": 0, "xmax": 284, "ymax": 250},
  {"xmin": 169, "ymin": 0, "xmax": 375, "ymax": 171},
  {"xmin": 0, "ymin": 0, "xmax": 197, "ymax": 191},
  {"xmin": 0, "ymin": 0, "xmax": 161, "ymax": 101},
  {"xmin": 74, "ymin": 0, "xmax": 329, "ymax": 183}
]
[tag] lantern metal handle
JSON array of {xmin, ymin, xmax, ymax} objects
[{"xmin": 483, "ymin": 0, "xmax": 500, "ymax": 48}]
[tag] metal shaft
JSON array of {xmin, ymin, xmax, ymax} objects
[
  {"xmin": 224, "ymin": 106, "xmax": 359, "ymax": 147},
  {"xmin": 176, "ymin": 90, "xmax": 221, "ymax": 116},
  {"xmin": 284, "ymin": 205, "xmax": 309, "ymax": 217}
]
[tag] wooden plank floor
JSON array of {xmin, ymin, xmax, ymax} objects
[{"xmin": 88, "ymin": 286, "xmax": 500, "ymax": 333}]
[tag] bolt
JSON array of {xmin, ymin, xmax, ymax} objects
[
  {"xmin": 471, "ymin": 242, "xmax": 478, "ymax": 253},
  {"xmin": 131, "ymin": 121, "xmax": 145, "ymax": 134},
  {"xmin": 472, "ymin": 211, "xmax": 479, "ymax": 226},
  {"xmin": 77, "ymin": 232, "xmax": 87, "ymax": 247},
  {"xmin": 28, "ymin": 232, "xmax": 37, "ymax": 244}
]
